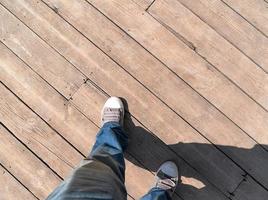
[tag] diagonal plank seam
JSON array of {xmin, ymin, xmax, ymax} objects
[
  {"xmin": 82, "ymin": 76, "xmax": 268, "ymax": 197},
  {"xmin": 0, "ymin": 48, "xmax": 86, "ymax": 159},
  {"xmin": 0, "ymin": 81, "xmax": 83, "ymax": 169},
  {"xmin": 228, "ymin": 173, "xmax": 248, "ymax": 199},
  {"xmin": 24, "ymin": 0, "xmax": 268, "ymax": 191},
  {"xmin": 69, "ymin": 94, "xmax": 175, "ymax": 200},
  {"xmin": 4, "ymin": 0, "xmax": 264, "ymax": 196},
  {"xmin": 219, "ymin": 0, "xmax": 268, "ymax": 39},
  {"xmin": 0, "ymin": 17, "xmax": 181, "ymax": 197},
  {"xmin": 14, "ymin": 1, "xmax": 268, "ymax": 195},
  {"xmin": 0, "ymin": 158, "xmax": 40, "ymax": 200},
  {"xmin": 38, "ymin": 3, "xmax": 247, "ymax": 192},
  {"xmin": 68, "ymin": 78, "xmax": 89, "ymax": 101},
  {"xmin": 71, "ymin": 79, "xmax": 187, "ymax": 200},
  {"xmin": 146, "ymin": 11, "xmax": 268, "ymax": 113},
  {"xmin": 174, "ymin": 0, "xmax": 268, "ymax": 74},
  {"xmin": 1, "ymin": 36, "xmax": 170, "ymax": 199},
  {"xmin": 80, "ymin": 78, "xmax": 236, "ymax": 198},
  {"xmin": 70, "ymin": 81, "xmax": 164, "ymax": 184},
  {"xmin": 0, "ymin": 121, "xmax": 63, "ymax": 181},
  {"xmin": 79, "ymin": 78, "xmax": 268, "ymax": 198},
  {"xmin": 0, "ymin": 3, "xmax": 87, "ymax": 99},
  {"xmin": 0, "ymin": 37, "xmax": 179, "ymax": 198},
  {"xmin": 144, "ymin": 0, "xmax": 156, "ymax": 11},
  {"xmin": 1, "ymin": 0, "xmax": 266, "ymax": 197},
  {"xmin": 84, "ymin": 0, "xmax": 268, "ymax": 153},
  {"xmin": 0, "ymin": 81, "xmax": 138, "ymax": 200},
  {"xmin": 149, "ymin": 16, "xmax": 197, "ymax": 51},
  {"xmin": 71, "ymin": 80, "xmax": 216, "ymax": 200}
]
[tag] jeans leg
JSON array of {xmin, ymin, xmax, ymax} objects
[
  {"xmin": 46, "ymin": 122, "xmax": 128, "ymax": 200},
  {"xmin": 140, "ymin": 187, "xmax": 172, "ymax": 200},
  {"xmin": 89, "ymin": 121, "xmax": 128, "ymax": 180}
]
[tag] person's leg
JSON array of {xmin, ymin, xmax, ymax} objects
[
  {"xmin": 140, "ymin": 161, "xmax": 179, "ymax": 200},
  {"xmin": 46, "ymin": 97, "xmax": 127, "ymax": 200},
  {"xmin": 140, "ymin": 188, "xmax": 171, "ymax": 200}
]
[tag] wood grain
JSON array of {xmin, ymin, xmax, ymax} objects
[
  {"xmin": 231, "ymin": 175, "xmax": 268, "ymax": 200},
  {"xmin": 2, "ymin": 0, "xmax": 249, "ymax": 196},
  {"xmin": 222, "ymin": 0, "xmax": 268, "ymax": 36},
  {"xmin": 0, "ymin": 4, "xmax": 85, "ymax": 99},
  {"xmin": 72, "ymin": 82, "xmax": 268, "ymax": 200},
  {"xmin": 1, "ymin": 0, "xmax": 267, "ymax": 198},
  {"xmin": 148, "ymin": 0, "xmax": 268, "ymax": 110},
  {"xmin": 0, "ymin": 164, "xmax": 37, "ymax": 200},
  {"xmin": 176, "ymin": 0, "xmax": 268, "ymax": 72},
  {"xmin": 0, "ymin": 124, "xmax": 60, "ymax": 199},
  {"xmin": 0, "ymin": 41, "xmax": 97, "ymax": 156},
  {"xmin": 131, "ymin": 0, "xmax": 154, "ymax": 10},
  {"xmin": 0, "ymin": 82, "xmax": 82, "ymax": 178},
  {"xmin": 0, "ymin": 42, "xmax": 166, "ymax": 199},
  {"xmin": 39, "ymin": 0, "xmax": 268, "ymax": 190},
  {"xmin": 87, "ymin": 0, "xmax": 268, "ymax": 149},
  {"xmin": 71, "ymin": 82, "xmax": 229, "ymax": 200}
]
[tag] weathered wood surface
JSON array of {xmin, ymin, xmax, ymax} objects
[
  {"xmin": 86, "ymin": 0, "xmax": 268, "ymax": 149},
  {"xmin": 132, "ymin": 0, "xmax": 154, "ymax": 10},
  {"xmin": 0, "ymin": 0, "xmax": 246, "ymax": 196},
  {"xmin": 0, "ymin": 124, "xmax": 60, "ymax": 199},
  {"xmin": 0, "ymin": 42, "xmax": 166, "ymax": 199},
  {"xmin": 0, "ymin": 4, "xmax": 85, "ymax": 99},
  {"xmin": 222, "ymin": 0, "xmax": 268, "ymax": 36},
  {"xmin": 231, "ymin": 176, "xmax": 268, "ymax": 200},
  {"xmin": 0, "ymin": 0, "xmax": 251, "ymax": 196},
  {"xmin": 148, "ymin": 0, "xmax": 268, "ymax": 110},
  {"xmin": 38, "ymin": 0, "xmax": 268, "ymax": 190},
  {"xmin": 0, "ymin": 82, "xmax": 81, "ymax": 178},
  {"xmin": 176, "ymin": 0, "xmax": 268, "ymax": 72},
  {"xmin": 0, "ymin": 164, "xmax": 37, "ymax": 200},
  {"xmin": 71, "ymin": 82, "xmax": 230, "ymax": 200},
  {"xmin": 0, "ymin": 0, "xmax": 268, "ymax": 199}
]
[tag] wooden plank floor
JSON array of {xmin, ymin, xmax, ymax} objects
[{"xmin": 0, "ymin": 0, "xmax": 267, "ymax": 199}]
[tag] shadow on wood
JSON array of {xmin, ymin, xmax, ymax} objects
[{"xmin": 121, "ymin": 98, "xmax": 268, "ymax": 200}]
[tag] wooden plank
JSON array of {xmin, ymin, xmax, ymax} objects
[
  {"xmin": 0, "ymin": 165, "xmax": 37, "ymax": 200},
  {"xmin": 87, "ymin": 0, "xmax": 268, "ymax": 150},
  {"xmin": 131, "ymin": 0, "xmax": 154, "ymax": 10},
  {"xmin": 0, "ymin": 6, "xmax": 154, "ymax": 197},
  {"xmin": 71, "ymin": 82, "xmax": 229, "ymax": 200},
  {"xmin": 39, "ymin": 0, "xmax": 268, "ymax": 191},
  {"xmin": 0, "ymin": 42, "xmax": 165, "ymax": 199},
  {"xmin": 148, "ymin": 0, "xmax": 268, "ymax": 110},
  {"xmin": 72, "ymin": 82, "xmax": 268, "ymax": 200},
  {"xmin": 0, "ymin": 124, "xmax": 60, "ymax": 199},
  {"xmin": 0, "ymin": 4, "xmax": 85, "ymax": 99},
  {"xmin": 2, "ymin": 0, "xmax": 247, "ymax": 196},
  {"xmin": 0, "ymin": 82, "xmax": 82, "ymax": 178},
  {"xmin": 222, "ymin": 0, "xmax": 268, "ymax": 36},
  {"xmin": 231, "ymin": 176, "xmax": 268, "ymax": 200},
  {"xmin": 0, "ymin": 43, "xmax": 95, "ymax": 156},
  {"xmin": 176, "ymin": 0, "xmax": 268, "ymax": 72}
]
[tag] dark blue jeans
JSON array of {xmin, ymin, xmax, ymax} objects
[{"xmin": 46, "ymin": 122, "xmax": 171, "ymax": 200}]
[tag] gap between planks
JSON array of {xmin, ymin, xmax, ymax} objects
[{"xmin": 1, "ymin": 0, "xmax": 266, "ymax": 198}]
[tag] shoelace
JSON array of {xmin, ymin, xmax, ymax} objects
[
  {"xmin": 157, "ymin": 178, "xmax": 177, "ymax": 190},
  {"xmin": 156, "ymin": 170, "xmax": 177, "ymax": 190},
  {"xmin": 102, "ymin": 108, "xmax": 122, "ymax": 123}
]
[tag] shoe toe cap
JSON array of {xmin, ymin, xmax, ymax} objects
[
  {"xmin": 104, "ymin": 97, "xmax": 124, "ymax": 109},
  {"xmin": 159, "ymin": 161, "xmax": 178, "ymax": 178}
]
